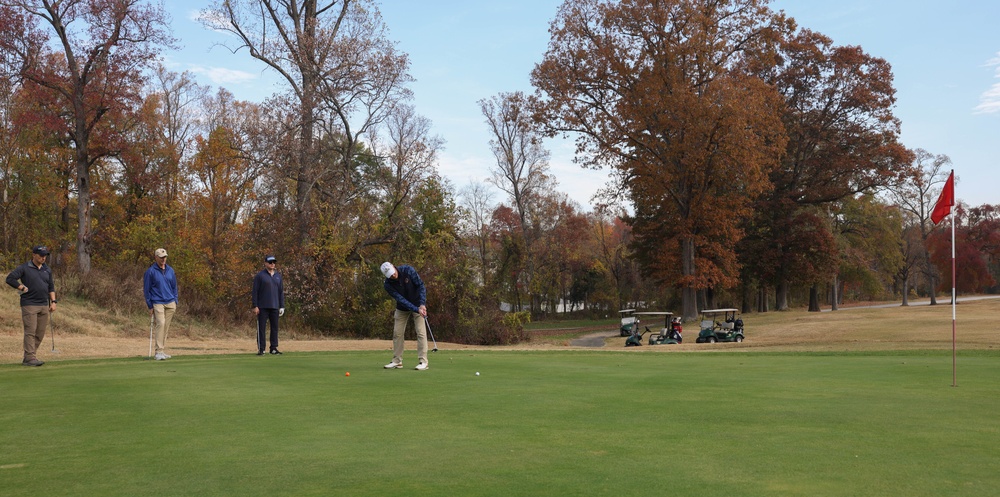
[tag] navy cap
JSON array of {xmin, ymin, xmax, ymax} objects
[
  {"xmin": 265, "ymin": 255, "xmax": 277, "ymax": 263},
  {"xmin": 32, "ymin": 246, "xmax": 50, "ymax": 256}
]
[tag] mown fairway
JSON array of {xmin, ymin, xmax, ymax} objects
[{"xmin": 2, "ymin": 349, "xmax": 998, "ymax": 496}]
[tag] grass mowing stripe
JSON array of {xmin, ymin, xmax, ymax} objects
[{"xmin": 1, "ymin": 351, "xmax": 998, "ymax": 496}]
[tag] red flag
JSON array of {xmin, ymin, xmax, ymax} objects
[{"xmin": 930, "ymin": 171, "xmax": 954, "ymax": 225}]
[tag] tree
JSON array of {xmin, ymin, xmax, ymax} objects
[
  {"xmin": 747, "ymin": 28, "xmax": 912, "ymax": 310},
  {"xmin": 204, "ymin": 0, "xmax": 412, "ymax": 245},
  {"xmin": 1, "ymin": 0, "xmax": 173, "ymax": 273},
  {"xmin": 532, "ymin": 0, "xmax": 788, "ymax": 320},
  {"xmin": 480, "ymin": 91, "xmax": 554, "ymax": 313},
  {"xmin": 887, "ymin": 149, "xmax": 953, "ymax": 305},
  {"xmin": 458, "ymin": 181, "xmax": 496, "ymax": 287}
]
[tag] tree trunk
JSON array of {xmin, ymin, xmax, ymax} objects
[
  {"xmin": 681, "ymin": 237, "xmax": 698, "ymax": 320},
  {"xmin": 75, "ymin": 149, "xmax": 92, "ymax": 274},
  {"xmin": 901, "ymin": 276, "xmax": 910, "ymax": 306},
  {"xmin": 831, "ymin": 274, "xmax": 839, "ymax": 311},
  {"xmin": 775, "ymin": 281, "xmax": 789, "ymax": 311},
  {"xmin": 808, "ymin": 285, "xmax": 820, "ymax": 312}
]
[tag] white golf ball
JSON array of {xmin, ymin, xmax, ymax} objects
[{"xmin": 475, "ymin": 372, "xmax": 480, "ymax": 376}]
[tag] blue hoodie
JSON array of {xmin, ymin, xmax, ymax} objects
[
  {"xmin": 143, "ymin": 263, "xmax": 178, "ymax": 308},
  {"xmin": 383, "ymin": 265, "xmax": 426, "ymax": 313}
]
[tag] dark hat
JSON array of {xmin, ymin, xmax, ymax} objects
[
  {"xmin": 265, "ymin": 255, "xmax": 277, "ymax": 263},
  {"xmin": 32, "ymin": 245, "xmax": 50, "ymax": 256}
]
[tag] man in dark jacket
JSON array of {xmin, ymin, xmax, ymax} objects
[
  {"xmin": 6, "ymin": 246, "xmax": 57, "ymax": 366},
  {"xmin": 380, "ymin": 261, "xmax": 428, "ymax": 370},
  {"xmin": 252, "ymin": 255, "xmax": 285, "ymax": 355}
]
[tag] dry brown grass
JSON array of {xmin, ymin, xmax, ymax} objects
[{"xmin": 2, "ymin": 289, "xmax": 998, "ymax": 362}]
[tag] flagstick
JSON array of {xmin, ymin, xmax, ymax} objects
[{"xmin": 951, "ymin": 199, "xmax": 957, "ymax": 387}]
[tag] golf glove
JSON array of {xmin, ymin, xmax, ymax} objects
[{"xmin": 279, "ymin": 308, "xmax": 285, "ymax": 317}]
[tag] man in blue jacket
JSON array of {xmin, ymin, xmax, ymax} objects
[
  {"xmin": 143, "ymin": 248, "xmax": 178, "ymax": 360},
  {"xmin": 6, "ymin": 245, "xmax": 57, "ymax": 366},
  {"xmin": 252, "ymin": 255, "xmax": 285, "ymax": 355},
  {"xmin": 380, "ymin": 261, "xmax": 428, "ymax": 370}
]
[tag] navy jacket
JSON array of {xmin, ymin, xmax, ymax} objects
[
  {"xmin": 252, "ymin": 269, "xmax": 285, "ymax": 309},
  {"xmin": 143, "ymin": 263, "xmax": 178, "ymax": 309},
  {"xmin": 6, "ymin": 261, "xmax": 55, "ymax": 306},
  {"xmin": 383, "ymin": 265, "xmax": 426, "ymax": 313}
]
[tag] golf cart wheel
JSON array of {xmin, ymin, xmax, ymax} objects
[
  {"xmin": 735, "ymin": 335, "xmax": 744, "ymax": 343},
  {"xmin": 707, "ymin": 336, "xmax": 717, "ymax": 343}
]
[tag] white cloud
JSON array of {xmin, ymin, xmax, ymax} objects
[
  {"xmin": 188, "ymin": 65, "xmax": 257, "ymax": 86},
  {"xmin": 974, "ymin": 52, "xmax": 1000, "ymax": 114}
]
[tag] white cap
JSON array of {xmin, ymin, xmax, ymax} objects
[
  {"xmin": 380, "ymin": 262, "xmax": 395, "ymax": 278},
  {"xmin": 154, "ymin": 248, "xmax": 168, "ymax": 258}
]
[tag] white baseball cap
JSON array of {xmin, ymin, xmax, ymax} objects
[{"xmin": 380, "ymin": 262, "xmax": 395, "ymax": 278}]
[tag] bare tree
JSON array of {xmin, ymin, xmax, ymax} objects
[
  {"xmin": 887, "ymin": 148, "xmax": 953, "ymax": 305},
  {"xmin": 459, "ymin": 181, "xmax": 496, "ymax": 286},
  {"xmin": 202, "ymin": 0, "xmax": 412, "ymax": 245}
]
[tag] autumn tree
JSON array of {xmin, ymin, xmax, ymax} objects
[
  {"xmin": 458, "ymin": 181, "xmax": 496, "ymax": 287},
  {"xmin": 1, "ymin": 0, "xmax": 173, "ymax": 273},
  {"xmin": 746, "ymin": 27, "xmax": 912, "ymax": 310},
  {"xmin": 532, "ymin": 0, "xmax": 788, "ymax": 320}
]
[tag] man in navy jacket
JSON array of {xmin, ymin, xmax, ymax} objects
[
  {"xmin": 143, "ymin": 248, "xmax": 178, "ymax": 360},
  {"xmin": 6, "ymin": 246, "xmax": 57, "ymax": 366},
  {"xmin": 252, "ymin": 255, "xmax": 285, "ymax": 355},
  {"xmin": 380, "ymin": 261, "xmax": 428, "ymax": 370}
]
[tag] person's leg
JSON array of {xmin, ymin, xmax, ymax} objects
[
  {"xmin": 257, "ymin": 312, "xmax": 268, "ymax": 353},
  {"xmin": 34, "ymin": 308, "xmax": 49, "ymax": 352},
  {"xmin": 21, "ymin": 306, "xmax": 39, "ymax": 361},
  {"xmin": 414, "ymin": 312, "xmax": 427, "ymax": 364},
  {"xmin": 268, "ymin": 309, "xmax": 279, "ymax": 351},
  {"xmin": 392, "ymin": 309, "xmax": 408, "ymax": 364},
  {"xmin": 161, "ymin": 302, "xmax": 176, "ymax": 354},
  {"xmin": 153, "ymin": 304, "xmax": 166, "ymax": 354}
]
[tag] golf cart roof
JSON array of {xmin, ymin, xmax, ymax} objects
[
  {"xmin": 618, "ymin": 309, "xmax": 636, "ymax": 314},
  {"xmin": 701, "ymin": 308, "xmax": 739, "ymax": 314},
  {"xmin": 634, "ymin": 311, "xmax": 674, "ymax": 316}
]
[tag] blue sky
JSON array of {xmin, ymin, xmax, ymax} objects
[{"xmin": 166, "ymin": 0, "xmax": 1000, "ymax": 210}]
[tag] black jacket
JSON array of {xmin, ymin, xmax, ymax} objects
[{"xmin": 6, "ymin": 261, "xmax": 54, "ymax": 307}]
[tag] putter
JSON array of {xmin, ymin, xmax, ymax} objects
[
  {"xmin": 148, "ymin": 313, "xmax": 155, "ymax": 359},
  {"xmin": 49, "ymin": 312, "xmax": 59, "ymax": 353},
  {"xmin": 424, "ymin": 316, "xmax": 438, "ymax": 352}
]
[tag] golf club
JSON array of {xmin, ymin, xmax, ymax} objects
[
  {"xmin": 148, "ymin": 312, "xmax": 154, "ymax": 359},
  {"xmin": 424, "ymin": 316, "xmax": 438, "ymax": 352},
  {"xmin": 49, "ymin": 311, "xmax": 59, "ymax": 353}
]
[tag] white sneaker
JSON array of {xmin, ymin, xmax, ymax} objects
[
  {"xmin": 154, "ymin": 352, "xmax": 167, "ymax": 361},
  {"xmin": 162, "ymin": 353, "xmax": 171, "ymax": 359},
  {"xmin": 415, "ymin": 362, "xmax": 428, "ymax": 371},
  {"xmin": 384, "ymin": 361, "xmax": 403, "ymax": 369}
]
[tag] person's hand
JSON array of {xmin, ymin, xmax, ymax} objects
[
  {"xmin": 49, "ymin": 302, "xmax": 56, "ymax": 312},
  {"xmin": 253, "ymin": 307, "xmax": 259, "ymax": 316},
  {"xmin": 418, "ymin": 305, "xmax": 427, "ymax": 317},
  {"xmin": 17, "ymin": 284, "xmax": 27, "ymax": 293},
  {"xmin": 149, "ymin": 308, "xmax": 154, "ymax": 315},
  {"xmin": 279, "ymin": 308, "xmax": 285, "ymax": 317}
]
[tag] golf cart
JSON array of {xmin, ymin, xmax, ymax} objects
[
  {"xmin": 619, "ymin": 309, "xmax": 637, "ymax": 337},
  {"xmin": 625, "ymin": 312, "xmax": 681, "ymax": 346},
  {"xmin": 695, "ymin": 308, "xmax": 745, "ymax": 343}
]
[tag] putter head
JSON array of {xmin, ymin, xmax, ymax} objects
[{"xmin": 432, "ymin": 347, "xmax": 438, "ymax": 352}]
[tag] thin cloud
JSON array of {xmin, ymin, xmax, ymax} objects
[
  {"xmin": 188, "ymin": 65, "xmax": 257, "ymax": 86},
  {"xmin": 974, "ymin": 53, "xmax": 1000, "ymax": 114}
]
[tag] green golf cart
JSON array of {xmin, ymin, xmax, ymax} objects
[
  {"xmin": 695, "ymin": 308, "xmax": 745, "ymax": 343},
  {"xmin": 619, "ymin": 309, "xmax": 637, "ymax": 337},
  {"xmin": 625, "ymin": 312, "xmax": 681, "ymax": 346}
]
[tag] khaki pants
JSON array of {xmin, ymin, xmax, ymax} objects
[
  {"xmin": 21, "ymin": 305, "xmax": 49, "ymax": 361},
  {"xmin": 153, "ymin": 302, "xmax": 177, "ymax": 354},
  {"xmin": 392, "ymin": 309, "xmax": 427, "ymax": 365}
]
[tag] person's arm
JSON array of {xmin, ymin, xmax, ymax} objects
[
  {"xmin": 278, "ymin": 275, "xmax": 285, "ymax": 309},
  {"xmin": 143, "ymin": 268, "xmax": 153, "ymax": 309},
  {"xmin": 251, "ymin": 272, "xmax": 261, "ymax": 309},
  {"xmin": 412, "ymin": 269, "xmax": 427, "ymax": 315},
  {"xmin": 384, "ymin": 280, "xmax": 419, "ymax": 313},
  {"xmin": 6, "ymin": 266, "xmax": 23, "ymax": 290}
]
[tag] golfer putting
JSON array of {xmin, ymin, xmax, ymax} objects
[{"xmin": 380, "ymin": 261, "xmax": 430, "ymax": 371}]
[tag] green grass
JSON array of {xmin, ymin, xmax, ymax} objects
[{"xmin": 2, "ymin": 350, "xmax": 998, "ymax": 496}]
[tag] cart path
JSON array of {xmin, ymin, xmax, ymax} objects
[{"xmin": 569, "ymin": 330, "xmax": 619, "ymax": 347}]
